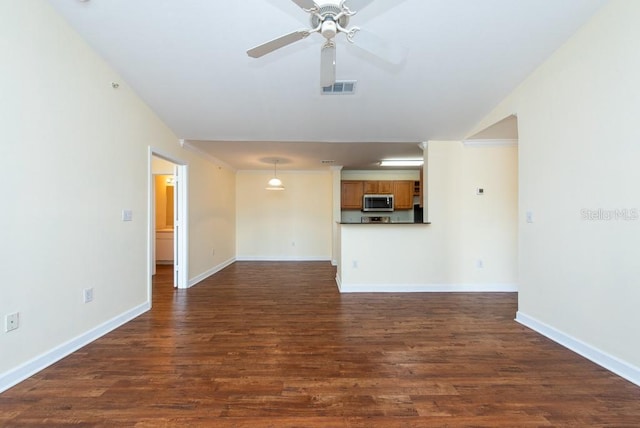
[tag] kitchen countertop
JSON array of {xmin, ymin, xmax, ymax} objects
[{"xmin": 338, "ymin": 221, "xmax": 431, "ymax": 225}]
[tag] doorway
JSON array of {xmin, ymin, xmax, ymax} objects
[
  {"xmin": 154, "ymin": 173, "xmax": 175, "ymax": 266},
  {"xmin": 149, "ymin": 148, "xmax": 189, "ymax": 296}
]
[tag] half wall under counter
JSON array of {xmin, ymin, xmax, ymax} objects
[{"xmin": 335, "ymin": 222, "xmax": 517, "ymax": 293}]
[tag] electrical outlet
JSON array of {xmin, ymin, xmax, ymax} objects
[
  {"xmin": 83, "ymin": 288, "xmax": 94, "ymax": 303},
  {"xmin": 122, "ymin": 209, "xmax": 133, "ymax": 221},
  {"xmin": 477, "ymin": 259, "xmax": 484, "ymax": 269},
  {"xmin": 6, "ymin": 312, "xmax": 19, "ymax": 332}
]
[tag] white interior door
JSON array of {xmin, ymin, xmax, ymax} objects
[{"xmin": 173, "ymin": 164, "xmax": 189, "ymax": 289}]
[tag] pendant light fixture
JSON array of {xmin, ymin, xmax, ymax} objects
[{"xmin": 266, "ymin": 160, "xmax": 285, "ymax": 191}]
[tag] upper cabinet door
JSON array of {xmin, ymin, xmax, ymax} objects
[
  {"xmin": 363, "ymin": 181, "xmax": 378, "ymax": 194},
  {"xmin": 341, "ymin": 181, "xmax": 364, "ymax": 209},
  {"xmin": 378, "ymin": 181, "xmax": 393, "ymax": 194},
  {"xmin": 393, "ymin": 181, "xmax": 414, "ymax": 210}
]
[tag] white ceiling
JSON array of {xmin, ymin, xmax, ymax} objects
[{"xmin": 48, "ymin": 0, "xmax": 607, "ymax": 170}]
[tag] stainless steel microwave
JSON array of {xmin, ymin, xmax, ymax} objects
[{"xmin": 363, "ymin": 194, "xmax": 394, "ymax": 212}]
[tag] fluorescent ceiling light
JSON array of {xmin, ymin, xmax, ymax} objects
[{"xmin": 379, "ymin": 159, "xmax": 424, "ymax": 167}]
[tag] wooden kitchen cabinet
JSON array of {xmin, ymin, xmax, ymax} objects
[
  {"xmin": 378, "ymin": 181, "xmax": 393, "ymax": 193},
  {"xmin": 418, "ymin": 167, "xmax": 424, "ymax": 207},
  {"xmin": 393, "ymin": 180, "xmax": 414, "ymax": 210},
  {"xmin": 342, "ymin": 179, "xmax": 415, "ymax": 210},
  {"xmin": 363, "ymin": 181, "xmax": 377, "ymax": 194},
  {"xmin": 341, "ymin": 181, "xmax": 364, "ymax": 209},
  {"xmin": 363, "ymin": 180, "xmax": 393, "ymax": 194}
]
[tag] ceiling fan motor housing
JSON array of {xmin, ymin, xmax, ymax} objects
[{"xmin": 311, "ymin": 4, "xmax": 350, "ymax": 39}]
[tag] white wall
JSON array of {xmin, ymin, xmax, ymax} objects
[
  {"xmin": 236, "ymin": 170, "xmax": 332, "ymax": 260},
  {"xmin": 338, "ymin": 141, "xmax": 518, "ymax": 291},
  {"xmin": 471, "ymin": 0, "xmax": 640, "ymax": 379},
  {"xmin": 341, "ymin": 170, "xmax": 420, "ymax": 181},
  {"xmin": 0, "ymin": 1, "xmax": 235, "ymax": 390}
]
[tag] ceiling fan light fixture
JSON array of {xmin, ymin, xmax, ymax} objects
[
  {"xmin": 321, "ymin": 19, "xmax": 337, "ymax": 39},
  {"xmin": 379, "ymin": 159, "xmax": 424, "ymax": 167}
]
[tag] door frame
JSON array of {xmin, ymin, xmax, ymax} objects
[{"xmin": 148, "ymin": 147, "xmax": 189, "ymax": 298}]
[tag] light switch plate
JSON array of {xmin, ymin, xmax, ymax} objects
[
  {"xmin": 83, "ymin": 288, "xmax": 94, "ymax": 303},
  {"xmin": 122, "ymin": 210, "xmax": 133, "ymax": 221}
]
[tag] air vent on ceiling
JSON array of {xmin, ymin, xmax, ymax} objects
[{"xmin": 321, "ymin": 80, "xmax": 357, "ymax": 95}]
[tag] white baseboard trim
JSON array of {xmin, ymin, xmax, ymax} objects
[
  {"xmin": 188, "ymin": 257, "xmax": 236, "ymax": 287},
  {"xmin": 338, "ymin": 282, "xmax": 518, "ymax": 293},
  {"xmin": 335, "ymin": 274, "xmax": 342, "ymax": 292},
  {"xmin": 516, "ymin": 311, "xmax": 640, "ymax": 387},
  {"xmin": 0, "ymin": 302, "xmax": 150, "ymax": 394},
  {"xmin": 235, "ymin": 256, "xmax": 331, "ymax": 262}
]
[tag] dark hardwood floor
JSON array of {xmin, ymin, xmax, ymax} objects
[{"xmin": 1, "ymin": 262, "xmax": 639, "ymax": 426}]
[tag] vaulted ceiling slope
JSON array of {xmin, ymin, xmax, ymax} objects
[{"xmin": 48, "ymin": 0, "xmax": 607, "ymax": 168}]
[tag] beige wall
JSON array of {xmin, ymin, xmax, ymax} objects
[
  {"xmin": 472, "ymin": 0, "xmax": 640, "ymax": 371},
  {"xmin": 189, "ymin": 161, "xmax": 236, "ymax": 278},
  {"xmin": 0, "ymin": 1, "xmax": 235, "ymax": 384},
  {"xmin": 429, "ymin": 141, "xmax": 519, "ymax": 284},
  {"xmin": 236, "ymin": 170, "xmax": 333, "ymax": 260}
]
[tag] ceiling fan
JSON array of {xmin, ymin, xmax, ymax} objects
[{"xmin": 247, "ymin": 0, "xmax": 405, "ymax": 87}]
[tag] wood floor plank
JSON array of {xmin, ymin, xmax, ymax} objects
[{"xmin": 1, "ymin": 261, "xmax": 639, "ymax": 426}]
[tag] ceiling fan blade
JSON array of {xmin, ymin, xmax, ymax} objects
[
  {"xmin": 341, "ymin": 0, "xmax": 375, "ymax": 13},
  {"xmin": 291, "ymin": 0, "xmax": 317, "ymax": 10},
  {"xmin": 349, "ymin": 28, "xmax": 407, "ymax": 65},
  {"xmin": 320, "ymin": 43, "xmax": 336, "ymax": 87},
  {"xmin": 247, "ymin": 30, "xmax": 309, "ymax": 58}
]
